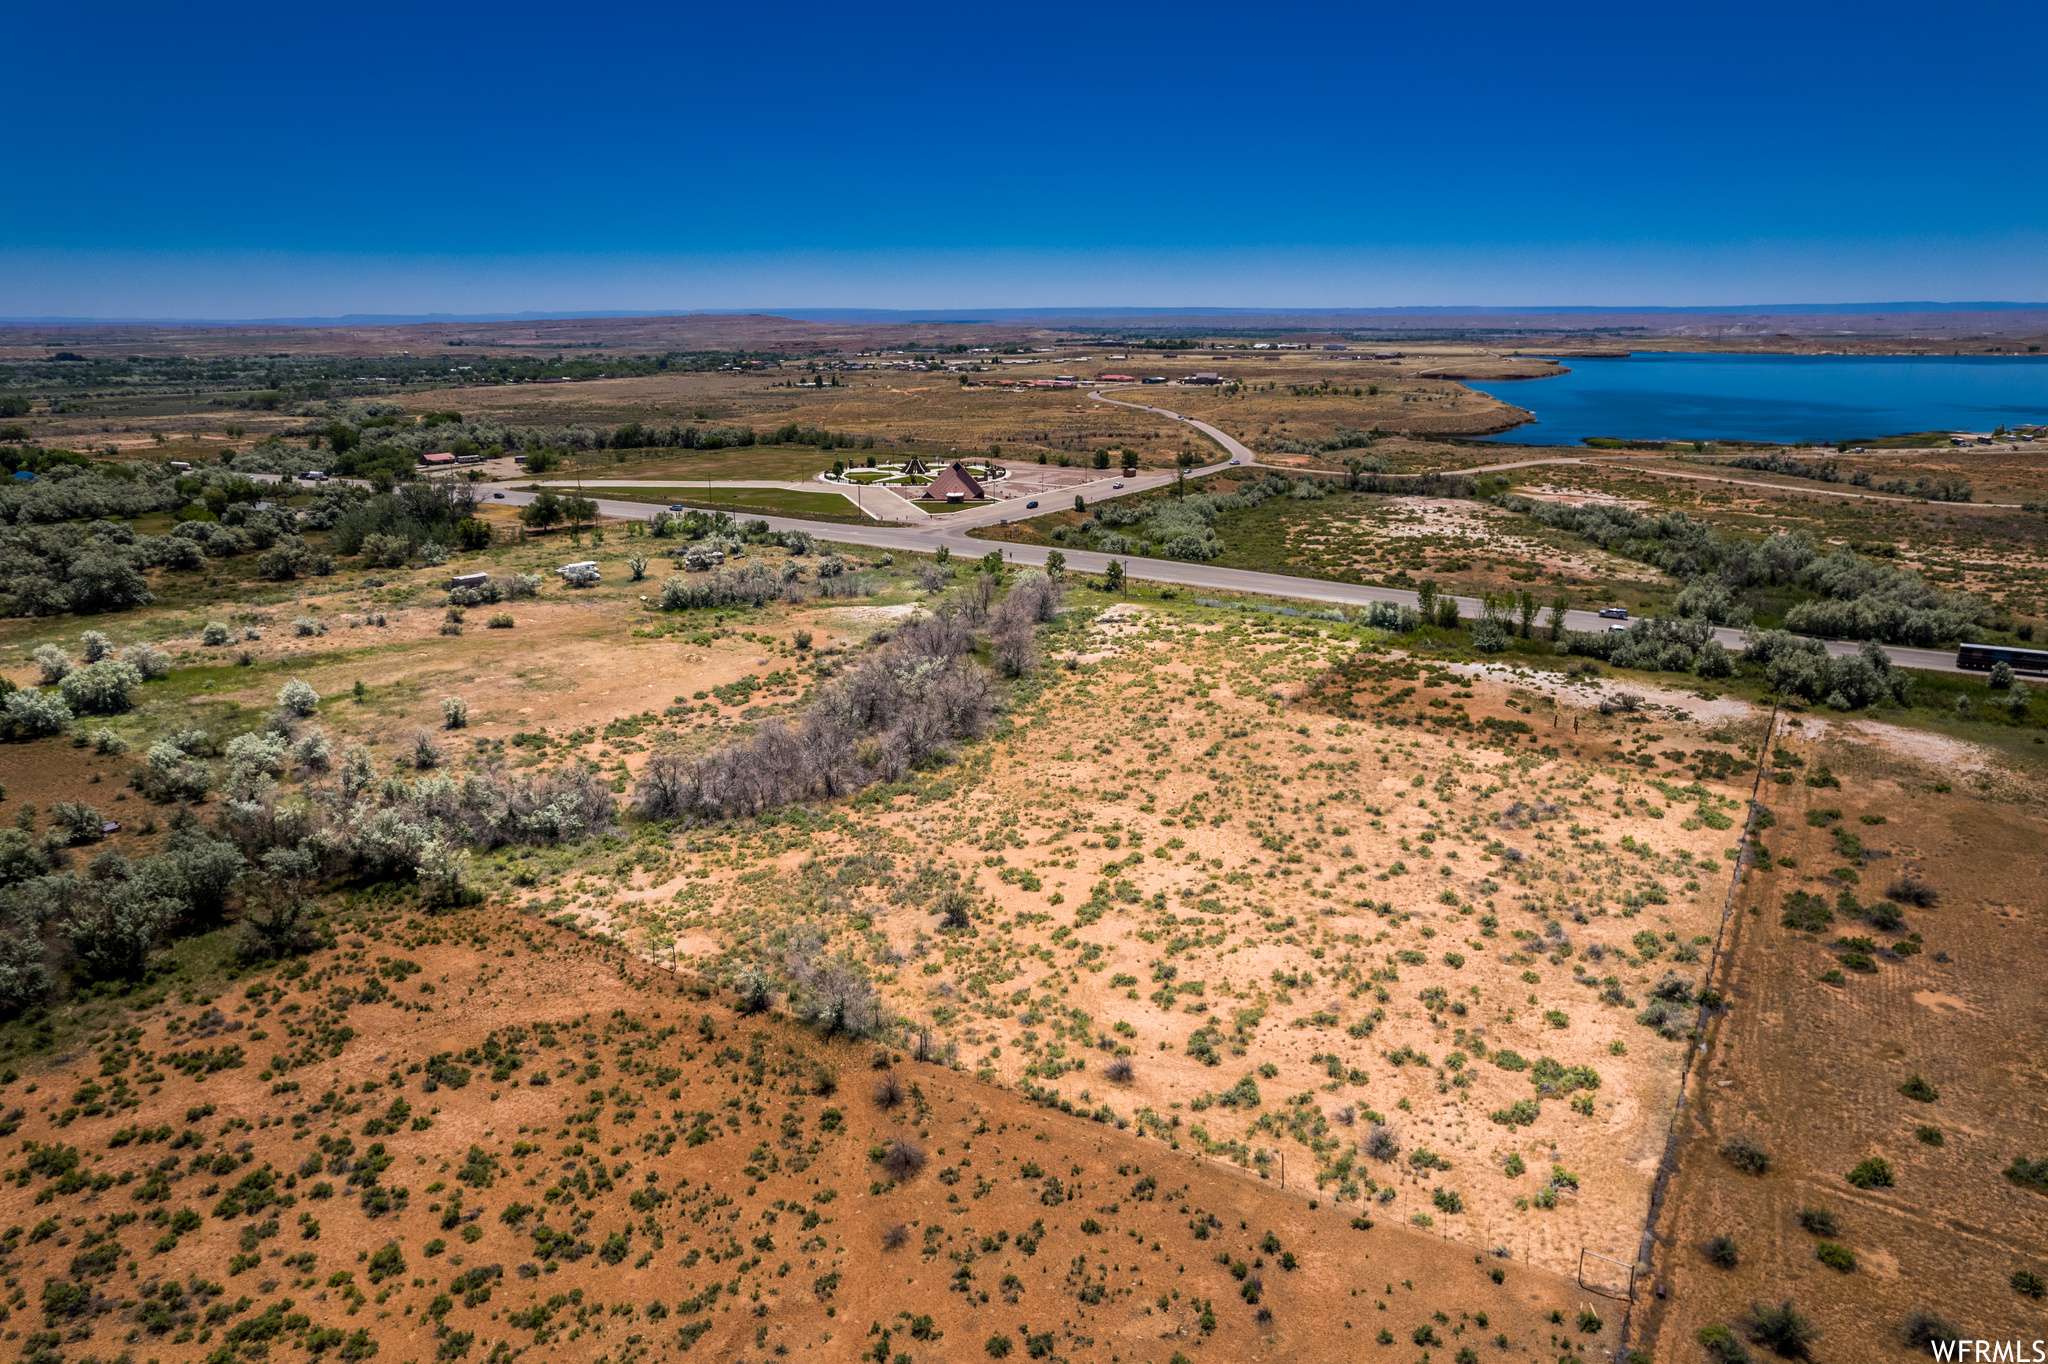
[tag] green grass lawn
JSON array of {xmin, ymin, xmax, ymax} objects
[
  {"xmin": 583, "ymin": 484, "xmax": 869, "ymax": 523},
  {"xmin": 547, "ymin": 445, "xmax": 850, "ymax": 482}
]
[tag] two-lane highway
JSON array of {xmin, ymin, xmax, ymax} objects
[
  {"xmin": 264, "ymin": 382, "xmax": 1970, "ymax": 675},
  {"xmin": 470, "ymin": 482, "xmax": 1962, "ymax": 673}
]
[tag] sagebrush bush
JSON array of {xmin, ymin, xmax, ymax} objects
[
  {"xmin": 637, "ymin": 606, "xmax": 993, "ymax": 823},
  {"xmin": 1902, "ymin": 1312, "xmax": 1960, "ymax": 1350},
  {"xmin": 1745, "ymin": 1300, "xmax": 1817, "ymax": 1359},
  {"xmin": 3, "ymin": 688, "xmax": 71, "ymax": 737},
  {"xmin": 1886, "ymin": 874, "xmax": 1939, "ymax": 907},
  {"xmin": 1721, "ymin": 1136, "xmax": 1771, "ymax": 1175},
  {"xmin": 880, "ymin": 1139, "xmax": 927, "ymax": 1180},
  {"xmin": 120, "ymin": 642, "xmax": 172, "ymax": 679},
  {"xmin": 58, "ymin": 659, "xmax": 142, "ymax": 715},
  {"xmin": 31, "ymin": 644, "xmax": 71, "ymax": 684},
  {"xmin": 276, "ymin": 678, "xmax": 319, "ymax": 717}
]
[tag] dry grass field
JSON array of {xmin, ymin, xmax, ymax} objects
[
  {"xmin": 1487, "ymin": 460, "xmax": 2048, "ymax": 620},
  {"xmin": 1, "ymin": 551, "xmax": 1659, "ymax": 1363},
  {"xmin": 4, "ymin": 315, "xmax": 2048, "ymax": 1364},
  {"xmin": 1633, "ymin": 718, "xmax": 2048, "ymax": 1360},
  {"xmin": 0, "ymin": 895, "xmax": 1615, "ymax": 1364},
  {"xmin": 395, "ymin": 369, "xmax": 1201, "ymax": 467},
  {"xmin": 523, "ymin": 600, "xmax": 1775, "ymax": 1281}
]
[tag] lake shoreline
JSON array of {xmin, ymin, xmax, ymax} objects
[{"xmin": 1461, "ymin": 351, "xmax": 2048, "ymax": 447}]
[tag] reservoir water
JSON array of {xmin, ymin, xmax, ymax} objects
[{"xmin": 1466, "ymin": 351, "xmax": 2048, "ymax": 446}]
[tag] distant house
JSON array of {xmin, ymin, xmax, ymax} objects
[
  {"xmin": 919, "ymin": 462, "xmax": 986, "ymax": 503},
  {"xmin": 448, "ymin": 572, "xmax": 491, "ymax": 591},
  {"xmin": 1184, "ymin": 371, "xmax": 1225, "ymax": 386},
  {"xmin": 1097, "ymin": 373, "xmax": 1139, "ymax": 383},
  {"xmin": 420, "ymin": 451, "xmax": 457, "ymax": 466}
]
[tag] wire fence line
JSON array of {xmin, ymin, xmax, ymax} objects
[{"xmin": 1612, "ymin": 704, "xmax": 1781, "ymax": 1359}]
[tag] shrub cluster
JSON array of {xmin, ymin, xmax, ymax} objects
[
  {"xmin": 637, "ymin": 603, "xmax": 1004, "ymax": 823},
  {"xmin": 1743, "ymin": 631, "xmax": 1913, "ymax": 709},
  {"xmin": 1504, "ymin": 495, "xmax": 1984, "ymax": 644}
]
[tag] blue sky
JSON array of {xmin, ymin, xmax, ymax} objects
[{"xmin": 6, "ymin": 0, "xmax": 2045, "ymax": 317}]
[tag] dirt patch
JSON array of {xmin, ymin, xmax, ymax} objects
[
  {"xmin": 1057, "ymin": 599, "xmax": 1176, "ymax": 664},
  {"xmin": 1515, "ymin": 483, "xmax": 1658, "ymax": 511},
  {"xmin": 1445, "ymin": 658, "xmax": 1760, "ymax": 725},
  {"xmin": 1630, "ymin": 727, "xmax": 2048, "ymax": 1361},
  {"xmin": 0, "ymin": 901, "xmax": 1604, "ymax": 1363},
  {"xmin": 626, "ymin": 618, "xmax": 1759, "ymax": 1278}
]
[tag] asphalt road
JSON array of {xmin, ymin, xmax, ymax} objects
[
  {"xmin": 255, "ymin": 382, "xmax": 1972, "ymax": 677},
  {"xmin": 469, "ymin": 482, "xmax": 1964, "ymax": 674}
]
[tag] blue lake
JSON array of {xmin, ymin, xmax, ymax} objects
[{"xmin": 1466, "ymin": 352, "xmax": 2048, "ymax": 446}]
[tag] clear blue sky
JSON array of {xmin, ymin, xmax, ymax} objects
[{"xmin": 7, "ymin": 0, "xmax": 2045, "ymax": 317}]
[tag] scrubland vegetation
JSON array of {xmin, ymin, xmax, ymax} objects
[{"xmin": 1, "ymin": 325, "xmax": 2044, "ymax": 1362}]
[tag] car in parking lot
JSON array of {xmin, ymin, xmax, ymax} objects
[
  {"xmin": 1025, "ymin": 499, "xmax": 1038, "ymax": 509},
  {"xmin": 1598, "ymin": 606, "xmax": 1629, "ymax": 620}
]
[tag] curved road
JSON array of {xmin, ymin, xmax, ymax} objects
[
  {"xmin": 283, "ymin": 384, "xmax": 1974, "ymax": 675},
  {"xmin": 466, "ymin": 497, "xmax": 1964, "ymax": 676}
]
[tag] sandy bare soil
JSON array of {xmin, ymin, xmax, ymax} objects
[
  {"xmin": 578, "ymin": 606, "xmax": 1767, "ymax": 1284},
  {"xmin": 1631, "ymin": 725, "xmax": 2048, "ymax": 1360},
  {"xmin": 0, "ymin": 900, "xmax": 1609, "ymax": 1363}
]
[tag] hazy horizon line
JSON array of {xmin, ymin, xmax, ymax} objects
[{"xmin": 4, "ymin": 301, "xmax": 2047, "ymax": 330}]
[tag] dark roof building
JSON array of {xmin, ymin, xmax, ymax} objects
[{"xmin": 919, "ymin": 461, "xmax": 986, "ymax": 502}]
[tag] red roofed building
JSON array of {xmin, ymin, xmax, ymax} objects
[
  {"xmin": 919, "ymin": 461, "xmax": 986, "ymax": 503},
  {"xmin": 1097, "ymin": 373, "xmax": 1138, "ymax": 383},
  {"xmin": 419, "ymin": 451, "xmax": 457, "ymax": 466}
]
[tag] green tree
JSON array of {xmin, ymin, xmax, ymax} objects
[
  {"xmin": 519, "ymin": 490, "xmax": 564, "ymax": 532},
  {"xmin": 562, "ymin": 495, "xmax": 598, "ymax": 543},
  {"xmin": 1104, "ymin": 560, "xmax": 1125, "ymax": 594}
]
